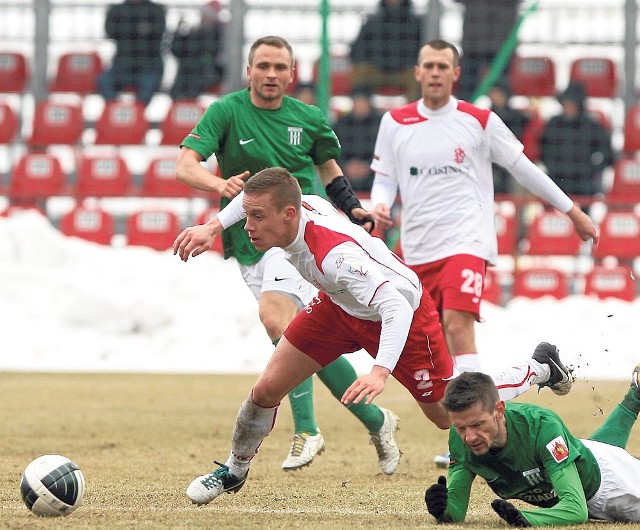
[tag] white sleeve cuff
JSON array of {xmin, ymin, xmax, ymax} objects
[{"xmin": 216, "ymin": 191, "xmax": 246, "ymax": 229}]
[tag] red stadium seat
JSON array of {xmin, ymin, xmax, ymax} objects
[
  {"xmin": 94, "ymin": 101, "xmax": 149, "ymax": 145},
  {"xmin": 524, "ymin": 211, "xmax": 582, "ymax": 255},
  {"xmin": 495, "ymin": 208, "xmax": 518, "ymax": 255},
  {"xmin": 0, "ymin": 102, "xmax": 19, "ymax": 144},
  {"xmin": 623, "ymin": 105, "xmax": 640, "ymax": 154},
  {"xmin": 593, "ymin": 211, "xmax": 640, "ymax": 261},
  {"xmin": 313, "ymin": 54, "xmax": 352, "ymax": 96},
  {"xmin": 483, "ymin": 267, "xmax": 503, "ymax": 305},
  {"xmin": 512, "ymin": 267, "xmax": 569, "ymax": 299},
  {"xmin": 49, "ymin": 52, "xmax": 103, "ymax": 95},
  {"xmin": 584, "ymin": 265, "xmax": 636, "ymax": 301},
  {"xmin": 27, "ymin": 100, "xmax": 84, "ymax": 147},
  {"xmin": 587, "ymin": 107, "xmax": 612, "ymax": 131},
  {"xmin": 160, "ymin": 99, "xmax": 205, "ymax": 146},
  {"xmin": 75, "ymin": 154, "xmax": 132, "ymax": 197},
  {"xmin": 126, "ymin": 209, "xmax": 181, "ymax": 250},
  {"xmin": 9, "ymin": 152, "xmax": 67, "ymax": 200},
  {"xmin": 509, "ymin": 56, "xmax": 556, "ymax": 97},
  {"xmin": 60, "ymin": 206, "xmax": 115, "ymax": 245},
  {"xmin": 197, "ymin": 206, "xmax": 224, "ymax": 254},
  {"xmin": 285, "ymin": 59, "xmax": 299, "ymax": 95},
  {"xmin": 569, "ymin": 57, "xmax": 618, "ymax": 98},
  {"xmin": 0, "ymin": 51, "xmax": 28, "ymax": 92},
  {"xmin": 141, "ymin": 156, "xmax": 197, "ymax": 197},
  {"xmin": 608, "ymin": 158, "xmax": 640, "ymax": 206},
  {"xmin": 520, "ymin": 109, "xmax": 546, "ymax": 162}
]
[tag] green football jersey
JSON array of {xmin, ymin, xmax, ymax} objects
[
  {"xmin": 181, "ymin": 88, "xmax": 341, "ymax": 265},
  {"xmin": 448, "ymin": 402, "xmax": 600, "ymax": 509}
]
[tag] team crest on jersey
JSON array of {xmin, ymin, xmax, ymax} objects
[
  {"xmin": 288, "ymin": 126, "xmax": 303, "ymax": 145},
  {"xmin": 522, "ymin": 468, "xmax": 544, "ymax": 486},
  {"xmin": 454, "ymin": 146, "xmax": 465, "ymax": 164},
  {"xmin": 546, "ymin": 436, "xmax": 570, "ymax": 462}
]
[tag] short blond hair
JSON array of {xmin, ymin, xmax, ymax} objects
[{"xmin": 245, "ymin": 167, "xmax": 302, "ymax": 212}]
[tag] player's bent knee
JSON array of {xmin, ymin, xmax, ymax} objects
[{"xmin": 251, "ymin": 382, "xmax": 285, "ymax": 409}]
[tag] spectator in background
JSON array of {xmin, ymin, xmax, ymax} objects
[
  {"xmin": 292, "ymin": 81, "xmax": 317, "ymax": 106},
  {"xmin": 487, "ymin": 80, "xmax": 530, "ymax": 194},
  {"xmin": 332, "ymin": 85, "xmax": 383, "ymax": 192},
  {"xmin": 98, "ymin": 0, "xmax": 166, "ymax": 106},
  {"xmin": 454, "ymin": 0, "xmax": 522, "ymax": 102},
  {"xmin": 540, "ymin": 81, "xmax": 614, "ymax": 198},
  {"xmin": 170, "ymin": 0, "xmax": 226, "ymax": 100},
  {"xmin": 349, "ymin": 0, "xmax": 423, "ymax": 102}
]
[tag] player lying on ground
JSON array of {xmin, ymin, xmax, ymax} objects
[
  {"xmin": 173, "ymin": 167, "xmax": 573, "ymax": 505},
  {"xmin": 425, "ymin": 368, "xmax": 640, "ymax": 526}
]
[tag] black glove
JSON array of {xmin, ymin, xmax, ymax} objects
[
  {"xmin": 491, "ymin": 499, "xmax": 531, "ymax": 527},
  {"xmin": 325, "ymin": 175, "xmax": 375, "ymax": 232},
  {"xmin": 424, "ymin": 475, "xmax": 448, "ymax": 521}
]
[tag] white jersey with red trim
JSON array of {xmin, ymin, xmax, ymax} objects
[
  {"xmin": 284, "ymin": 195, "xmax": 422, "ymax": 321},
  {"xmin": 371, "ymin": 97, "xmax": 523, "ymax": 265}
]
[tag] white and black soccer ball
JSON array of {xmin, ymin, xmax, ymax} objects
[{"xmin": 20, "ymin": 454, "xmax": 85, "ymax": 517}]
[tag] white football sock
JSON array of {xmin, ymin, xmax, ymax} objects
[
  {"xmin": 455, "ymin": 353, "xmax": 482, "ymax": 373},
  {"xmin": 492, "ymin": 360, "xmax": 551, "ymax": 401},
  {"xmin": 225, "ymin": 394, "xmax": 278, "ymax": 478}
]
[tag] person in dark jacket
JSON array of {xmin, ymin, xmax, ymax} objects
[
  {"xmin": 454, "ymin": 0, "xmax": 522, "ymax": 101},
  {"xmin": 170, "ymin": 0, "xmax": 226, "ymax": 100},
  {"xmin": 332, "ymin": 85, "xmax": 383, "ymax": 192},
  {"xmin": 98, "ymin": 0, "xmax": 167, "ymax": 106},
  {"xmin": 349, "ymin": 0, "xmax": 424, "ymax": 102},
  {"xmin": 540, "ymin": 82, "xmax": 614, "ymax": 198}
]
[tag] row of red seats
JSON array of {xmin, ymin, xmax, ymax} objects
[
  {"xmin": 1, "ymin": 204, "xmax": 222, "ymax": 253},
  {"xmin": 0, "ymin": 151, "xmax": 212, "ymax": 199},
  {"xmin": 0, "ymin": 98, "xmax": 203, "ymax": 146},
  {"xmin": 0, "ymin": 50, "xmax": 623, "ymax": 101},
  {"xmin": 496, "ymin": 208, "xmax": 640, "ymax": 262},
  {"xmin": 485, "ymin": 265, "xmax": 637, "ymax": 303}
]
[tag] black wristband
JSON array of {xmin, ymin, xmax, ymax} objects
[{"xmin": 325, "ymin": 175, "xmax": 363, "ymax": 223}]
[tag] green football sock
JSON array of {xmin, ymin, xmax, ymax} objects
[
  {"xmin": 317, "ymin": 356, "xmax": 384, "ymax": 433},
  {"xmin": 272, "ymin": 339, "xmax": 319, "ymax": 435},
  {"xmin": 287, "ymin": 377, "xmax": 319, "ymax": 435},
  {"xmin": 589, "ymin": 387, "xmax": 640, "ymax": 449}
]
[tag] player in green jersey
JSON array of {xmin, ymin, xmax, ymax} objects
[
  {"xmin": 176, "ymin": 35, "xmax": 401, "ymax": 474},
  {"xmin": 425, "ymin": 367, "xmax": 640, "ymax": 526}
]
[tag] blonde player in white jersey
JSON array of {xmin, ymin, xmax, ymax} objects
[
  {"xmin": 173, "ymin": 167, "xmax": 574, "ymax": 505},
  {"xmin": 369, "ymin": 39, "xmax": 599, "ymax": 467}
]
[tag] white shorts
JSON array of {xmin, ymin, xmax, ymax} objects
[
  {"xmin": 582, "ymin": 439, "xmax": 640, "ymax": 522},
  {"xmin": 238, "ymin": 247, "xmax": 318, "ymax": 309}
]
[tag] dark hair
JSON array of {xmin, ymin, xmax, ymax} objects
[
  {"xmin": 248, "ymin": 36, "xmax": 294, "ymax": 67},
  {"xmin": 421, "ymin": 39, "xmax": 460, "ymax": 67},
  {"xmin": 442, "ymin": 372, "xmax": 499, "ymax": 413},
  {"xmin": 245, "ymin": 167, "xmax": 302, "ymax": 212}
]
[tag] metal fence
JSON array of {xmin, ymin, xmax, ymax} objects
[{"xmin": 1, "ymin": 1, "xmax": 637, "ymax": 108}]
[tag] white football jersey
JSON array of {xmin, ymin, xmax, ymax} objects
[
  {"xmin": 284, "ymin": 195, "xmax": 422, "ymax": 320},
  {"xmin": 371, "ymin": 97, "xmax": 524, "ymax": 265}
]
